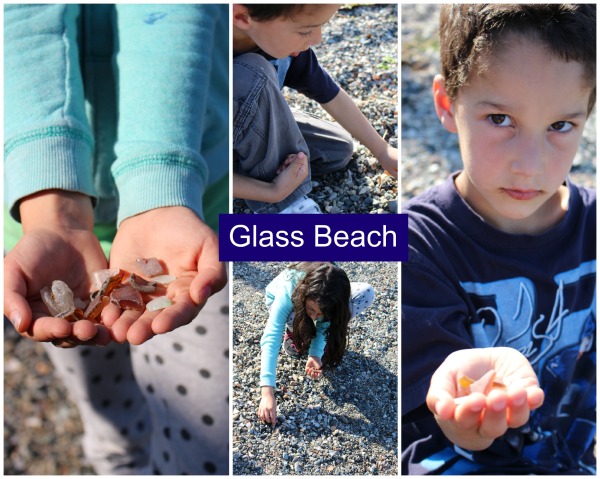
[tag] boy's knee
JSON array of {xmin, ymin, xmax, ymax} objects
[
  {"xmin": 339, "ymin": 129, "xmax": 355, "ymax": 162},
  {"xmin": 234, "ymin": 52, "xmax": 278, "ymax": 85}
]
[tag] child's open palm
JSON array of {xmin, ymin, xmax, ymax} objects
[
  {"xmin": 102, "ymin": 206, "xmax": 227, "ymax": 344},
  {"xmin": 4, "ymin": 192, "xmax": 112, "ymax": 346},
  {"xmin": 426, "ymin": 347, "xmax": 545, "ymax": 451}
]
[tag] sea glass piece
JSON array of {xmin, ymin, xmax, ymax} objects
[
  {"xmin": 151, "ymin": 274, "xmax": 176, "ymax": 285},
  {"xmin": 40, "ymin": 280, "xmax": 76, "ymax": 319},
  {"xmin": 110, "ymin": 285, "xmax": 144, "ymax": 311},
  {"xmin": 93, "ymin": 268, "xmax": 123, "ymax": 290},
  {"xmin": 73, "ymin": 297, "xmax": 88, "ymax": 310},
  {"xmin": 135, "ymin": 257, "xmax": 165, "ymax": 277},
  {"xmin": 455, "ymin": 370, "xmax": 507, "ymax": 404},
  {"xmin": 146, "ymin": 296, "xmax": 172, "ymax": 311},
  {"xmin": 84, "ymin": 294, "xmax": 110, "ymax": 321},
  {"xmin": 129, "ymin": 273, "xmax": 157, "ymax": 293},
  {"xmin": 99, "ymin": 269, "xmax": 125, "ymax": 296},
  {"xmin": 469, "ymin": 370, "xmax": 497, "ymax": 394}
]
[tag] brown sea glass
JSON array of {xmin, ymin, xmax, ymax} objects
[
  {"xmin": 110, "ymin": 284, "xmax": 144, "ymax": 311},
  {"xmin": 129, "ymin": 273, "xmax": 157, "ymax": 293}
]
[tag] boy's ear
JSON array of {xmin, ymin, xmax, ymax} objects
[
  {"xmin": 233, "ymin": 4, "xmax": 252, "ymax": 31},
  {"xmin": 432, "ymin": 75, "xmax": 458, "ymax": 133}
]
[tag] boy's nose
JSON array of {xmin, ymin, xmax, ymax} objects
[{"xmin": 510, "ymin": 135, "xmax": 544, "ymax": 176}]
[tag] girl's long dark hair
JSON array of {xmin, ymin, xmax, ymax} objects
[{"xmin": 289, "ymin": 262, "xmax": 351, "ymax": 369}]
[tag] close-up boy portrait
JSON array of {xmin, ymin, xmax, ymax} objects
[{"xmin": 401, "ymin": 4, "xmax": 596, "ymax": 475}]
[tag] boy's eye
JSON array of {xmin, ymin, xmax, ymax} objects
[
  {"xmin": 488, "ymin": 114, "xmax": 512, "ymax": 127},
  {"xmin": 549, "ymin": 121, "xmax": 573, "ymax": 133},
  {"xmin": 299, "ymin": 30, "xmax": 313, "ymax": 37}
]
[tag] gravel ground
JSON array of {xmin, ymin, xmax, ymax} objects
[
  {"xmin": 232, "ymin": 262, "xmax": 398, "ymax": 475},
  {"xmin": 4, "ymin": 321, "xmax": 95, "ymax": 475},
  {"xmin": 401, "ymin": 3, "xmax": 596, "ymax": 200},
  {"xmin": 234, "ymin": 4, "xmax": 398, "ymax": 214}
]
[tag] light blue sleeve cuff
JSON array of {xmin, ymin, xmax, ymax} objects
[
  {"xmin": 111, "ymin": 151, "xmax": 208, "ymax": 226},
  {"xmin": 5, "ymin": 129, "xmax": 96, "ymax": 221}
]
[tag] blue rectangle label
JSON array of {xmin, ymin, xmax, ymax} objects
[{"xmin": 219, "ymin": 214, "xmax": 407, "ymax": 261}]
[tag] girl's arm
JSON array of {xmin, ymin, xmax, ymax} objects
[
  {"xmin": 308, "ymin": 320, "xmax": 329, "ymax": 359},
  {"xmin": 112, "ymin": 4, "xmax": 225, "ymax": 226},
  {"xmin": 260, "ymin": 270, "xmax": 299, "ymax": 387},
  {"xmin": 4, "ymin": 4, "xmax": 95, "ymax": 221}
]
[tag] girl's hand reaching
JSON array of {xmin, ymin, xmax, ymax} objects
[
  {"xmin": 258, "ymin": 386, "xmax": 277, "ymax": 425},
  {"xmin": 305, "ymin": 356, "xmax": 322, "ymax": 379},
  {"xmin": 426, "ymin": 347, "xmax": 545, "ymax": 451}
]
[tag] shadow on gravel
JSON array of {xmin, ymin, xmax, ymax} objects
[{"xmin": 323, "ymin": 351, "xmax": 397, "ymax": 448}]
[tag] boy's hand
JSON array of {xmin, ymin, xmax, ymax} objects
[
  {"xmin": 376, "ymin": 145, "xmax": 398, "ymax": 179},
  {"xmin": 272, "ymin": 152, "xmax": 309, "ymax": 199},
  {"xmin": 4, "ymin": 191, "xmax": 112, "ymax": 346},
  {"xmin": 102, "ymin": 206, "xmax": 227, "ymax": 345},
  {"xmin": 426, "ymin": 347, "xmax": 545, "ymax": 451},
  {"xmin": 232, "ymin": 152, "xmax": 308, "ymax": 203},
  {"xmin": 305, "ymin": 356, "xmax": 322, "ymax": 379},
  {"xmin": 258, "ymin": 386, "xmax": 277, "ymax": 425}
]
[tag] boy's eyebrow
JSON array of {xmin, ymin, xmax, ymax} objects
[{"xmin": 297, "ymin": 22, "xmax": 327, "ymax": 28}]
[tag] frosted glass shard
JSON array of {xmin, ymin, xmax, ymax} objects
[
  {"xmin": 151, "ymin": 274, "xmax": 176, "ymax": 285},
  {"xmin": 110, "ymin": 285, "xmax": 144, "ymax": 311},
  {"xmin": 84, "ymin": 294, "xmax": 109, "ymax": 321},
  {"xmin": 129, "ymin": 273, "xmax": 157, "ymax": 293},
  {"xmin": 135, "ymin": 257, "xmax": 165, "ymax": 277},
  {"xmin": 146, "ymin": 296, "xmax": 173, "ymax": 311},
  {"xmin": 93, "ymin": 268, "xmax": 123, "ymax": 290},
  {"xmin": 99, "ymin": 269, "xmax": 125, "ymax": 296},
  {"xmin": 40, "ymin": 280, "xmax": 76, "ymax": 319}
]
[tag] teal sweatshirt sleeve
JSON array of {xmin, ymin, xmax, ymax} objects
[
  {"xmin": 308, "ymin": 320, "xmax": 329, "ymax": 358},
  {"xmin": 111, "ymin": 4, "xmax": 224, "ymax": 225},
  {"xmin": 4, "ymin": 4, "xmax": 96, "ymax": 221},
  {"xmin": 260, "ymin": 270, "xmax": 301, "ymax": 387}
]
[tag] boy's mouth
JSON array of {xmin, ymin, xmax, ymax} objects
[{"xmin": 502, "ymin": 188, "xmax": 542, "ymax": 201}]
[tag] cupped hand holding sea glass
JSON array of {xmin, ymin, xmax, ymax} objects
[
  {"xmin": 426, "ymin": 347, "xmax": 545, "ymax": 451},
  {"xmin": 103, "ymin": 206, "xmax": 227, "ymax": 345},
  {"xmin": 4, "ymin": 191, "xmax": 112, "ymax": 346}
]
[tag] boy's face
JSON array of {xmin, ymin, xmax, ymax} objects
[
  {"xmin": 436, "ymin": 36, "xmax": 592, "ymax": 234},
  {"xmin": 234, "ymin": 5, "xmax": 339, "ymax": 59}
]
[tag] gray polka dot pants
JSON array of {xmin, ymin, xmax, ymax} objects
[{"xmin": 44, "ymin": 286, "xmax": 229, "ymax": 475}]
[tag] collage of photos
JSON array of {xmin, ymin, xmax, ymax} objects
[{"xmin": 3, "ymin": 2, "xmax": 596, "ymax": 477}]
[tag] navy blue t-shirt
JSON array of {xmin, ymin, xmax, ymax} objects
[
  {"xmin": 234, "ymin": 48, "xmax": 340, "ymax": 104},
  {"xmin": 402, "ymin": 174, "xmax": 596, "ymax": 475}
]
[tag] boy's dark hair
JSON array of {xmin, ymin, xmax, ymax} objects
[
  {"xmin": 439, "ymin": 4, "xmax": 596, "ymax": 115},
  {"xmin": 243, "ymin": 4, "xmax": 309, "ymax": 22},
  {"xmin": 289, "ymin": 262, "xmax": 351, "ymax": 370}
]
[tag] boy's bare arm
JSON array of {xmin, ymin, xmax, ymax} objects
[
  {"xmin": 233, "ymin": 152, "xmax": 308, "ymax": 203},
  {"xmin": 321, "ymin": 88, "xmax": 398, "ymax": 178}
]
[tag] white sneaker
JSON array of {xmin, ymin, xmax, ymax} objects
[{"xmin": 279, "ymin": 195, "xmax": 322, "ymax": 214}]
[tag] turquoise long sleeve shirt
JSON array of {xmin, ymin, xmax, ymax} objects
[
  {"xmin": 4, "ymin": 4, "xmax": 228, "ymax": 227},
  {"xmin": 260, "ymin": 269, "xmax": 329, "ymax": 387}
]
